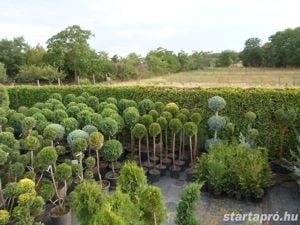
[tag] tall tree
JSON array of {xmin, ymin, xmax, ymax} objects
[
  {"xmin": 0, "ymin": 37, "xmax": 28, "ymax": 78},
  {"xmin": 240, "ymin": 37, "xmax": 264, "ymax": 67},
  {"xmin": 216, "ymin": 50, "xmax": 239, "ymax": 67},
  {"xmin": 26, "ymin": 44, "xmax": 46, "ymax": 66},
  {"xmin": 0, "ymin": 63, "xmax": 7, "ymax": 83},
  {"xmin": 46, "ymin": 25, "xmax": 94, "ymax": 81}
]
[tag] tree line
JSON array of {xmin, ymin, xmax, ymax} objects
[{"xmin": 0, "ymin": 25, "xmax": 299, "ymax": 84}]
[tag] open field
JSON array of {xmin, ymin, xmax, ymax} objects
[{"xmin": 109, "ymin": 68, "xmax": 300, "ymax": 88}]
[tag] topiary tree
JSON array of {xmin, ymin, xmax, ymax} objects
[
  {"xmin": 99, "ymin": 117, "xmax": 118, "ymax": 139},
  {"xmin": 140, "ymin": 186, "xmax": 167, "ymax": 225},
  {"xmin": 175, "ymin": 182, "xmax": 202, "ymax": 225},
  {"xmin": 53, "ymin": 109, "xmax": 68, "ymax": 124},
  {"xmin": 161, "ymin": 111, "xmax": 173, "ymax": 163},
  {"xmin": 21, "ymin": 135, "xmax": 40, "ymax": 169},
  {"xmin": 61, "ymin": 117, "xmax": 79, "ymax": 134},
  {"xmin": 191, "ymin": 112, "xmax": 202, "ymax": 159},
  {"xmin": 274, "ymin": 108, "xmax": 297, "ymax": 158},
  {"xmin": 8, "ymin": 112, "xmax": 25, "ymax": 135},
  {"xmin": 70, "ymin": 181, "xmax": 107, "ymax": 225},
  {"xmin": 90, "ymin": 206, "xmax": 125, "ymax": 225},
  {"xmin": 43, "ymin": 124, "xmax": 65, "ymax": 146},
  {"xmin": 165, "ymin": 102, "xmax": 180, "ymax": 117},
  {"xmin": 118, "ymin": 99, "xmax": 137, "ymax": 112},
  {"xmin": 132, "ymin": 123, "xmax": 147, "ymax": 166},
  {"xmin": 0, "ymin": 117, "xmax": 8, "ymax": 132},
  {"xmin": 102, "ymin": 140, "xmax": 123, "ymax": 178},
  {"xmin": 72, "ymin": 138, "xmax": 88, "ymax": 180},
  {"xmin": 169, "ymin": 118, "xmax": 183, "ymax": 170},
  {"xmin": 0, "ymin": 131, "xmax": 18, "ymax": 149},
  {"xmin": 109, "ymin": 113, "xmax": 125, "ymax": 138},
  {"xmin": 106, "ymin": 97, "xmax": 118, "ymax": 105},
  {"xmin": 21, "ymin": 117, "xmax": 36, "ymax": 137},
  {"xmin": 123, "ymin": 107, "xmax": 140, "ymax": 158},
  {"xmin": 149, "ymin": 110, "xmax": 159, "ymax": 121},
  {"xmin": 0, "ymin": 210, "xmax": 10, "ymax": 225},
  {"xmin": 176, "ymin": 113, "xmax": 188, "ymax": 164},
  {"xmin": 117, "ymin": 161, "xmax": 147, "ymax": 202},
  {"xmin": 9, "ymin": 162, "xmax": 25, "ymax": 181},
  {"xmin": 67, "ymin": 129, "xmax": 89, "ymax": 147},
  {"xmin": 63, "ymin": 94, "xmax": 76, "ymax": 105},
  {"xmin": 101, "ymin": 108, "xmax": 117, "ymax": 118},
  {"xmin": 138, "ymin": 99, "xmax": 154, "ymax": 115},
  {"xmin": 149, "ymin": 123, "xmax": 161, "ymax": 169},
  {"xmin": 87, "ymin": 96, "xmax": 100, "ymax": 111},
  {"xmin": 0, "ymin": 148, "xmax": 7, "ymax": 204},
  {"xmin": 183, "ymin": 122, "xmax": 198, "ymax": 169},
  {"xmin": 39, "ymin": 179, "xmax": 55, "ymax": 202},
  {"xmin": 157, "ymin": 117, "xmax": 168, "ymax": 169},
  {"xmin": 36, "ymin": 147, "xmax": 57, "ymax": 186},
  {"xmin": 88, "ymin": 132, "xmax": 105, "ymax": 182},
  {"xmin": 139, "ymin": 114, "xmax": 153, "ymax": 167},
  {"xmin": 239, "ymin": 111, "xmax": 259, "ymax": 150},
  {"xmin": 206, "ymin": 96, "xmax": 226, "ymax": 150},
  {"xmin": 66, "ymin": 105, "xmax": 80, "ymax": 118},
  {"xmin": 82, "ymin": 125, "xmax": 98, "ymax": 134},
  {"xmin": 77, "ymin": 110, "xmax": 92, "ymax": 127},
  {"xmin": 154, "ymin": 101, "xmax": 165, "ymax": 114}
]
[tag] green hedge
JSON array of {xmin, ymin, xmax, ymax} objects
[{"xmin": 3, "ymin": 85, "xmax": 300, "ymax": 159}]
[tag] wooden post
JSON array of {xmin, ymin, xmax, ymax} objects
[
  {"xmin": 93, "ymin": 74, "xmax": 96, "ymax": 85},
  {"xmin": 58, "ymin": 78, "xmax": 61, "ymax": 86},
  {"xmin": 37, "ymin": 80, "xmax": 40, "ymax": 86},
  {"xmin": 77, "ymin": 76, "xmax": 80, "ymax": 85}
]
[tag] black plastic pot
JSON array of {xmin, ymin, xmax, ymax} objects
[
  {"xmin": 271, "ymin": 160, "xmax": 289, "ymax": 174},
  {"xmin": 50, "ymin": 207, "xmax": 72, "ymax": 225},
  {"xmin": 175, "ymin": 160, "xmax": 185, "ymax": 170},
  {"xmin": 142, "ymin": 161, "xmax": 154, "ymax": 170},
  {"xmin": 148, "ymin": 169, "xmax": 160, "ymax": 183},
  {"xmin": 169, "ymin": 166, "xmax": 181, "ymax": 179},
  {"xmin": 162, "ymin": 158, "xmax": 172, "ymax": 167},
  {"xmin": 105, "ymin": 171, "xmax": 119, "ymax": 187},
  {"xmin": 156, "ymin": 164, "xmax": 167, "ymax": 176},
  {"xmin": 186, "ymin": 168, "xmax": 197, "ymax": 182},
  {"xmin": 99, "ymin": 180, "xmax": 110, "ymax": 193}
]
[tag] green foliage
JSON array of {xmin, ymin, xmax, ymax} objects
[
  {"xmin": 89, "ymin": 132, "xmax": 104, "ymax": 150},
  {"xmin": 216, "ymin": 50, "xmax": 239, "ymax": 67},
  {"xmin": 0, "ymin": 210, "xmax": 10, "ymax": 225},
  {"xmin": 117, "ymin": 161, "xmax": 147, "ymax": 201},
  {"xmin": 21, "ymin": 135, "xmax": 40, "ymax": 151},
  {"xmin": 132, "ymin": 123, "xmax": 147, "ymax": 139},
  {"xmin": 208, "ymin": 116, "xmax": 226, "ymax": 131},
  {"xmin": 157, "ymin": 117, "xmax": 168, "ymax": 130},
  {"xmin": 10, "ymin": 162, "xmax": 25, "ymax": 180},
  {"xmin": 101, "ymin": 140, "xmax": 123, "ymax": 162},
  {"xmin": 36, "ymin": 147, "xmax": 57, "ymax": 169},
  {"xmin": 91, "ymin": 206, "xmax": 125, "ymax": 225},
  {"xmin": 53, "ymin": 109, "xmax": 68, "ymax": 123},
  {"xmin": 240, "ymin": 37, "xmax": 264, "ymax": 67},
  {"xmin": 196, "ymin": 142, "xmax": 273, "ymax": 198},
  {"xmin": 183, "ymin": 122, "xmax": 198, "ymax": 137},
  {"xmin": 282, "ymin": 136, "xmax": 300, "ymax": 182},
  {"xmin": 85, "ymin": 156, "xmax": 96, "ymax": 169},
  {"xmin": 165, "ymin": 102, "xmax": 179, "ymax": 116},
  {"xmin": 67, "ymin": 129, "xmax": 89, "ymax": 146},
  {"xmin": 0, "ymin": 63, "xmax": 7, "ymax": 83},
  {"xmin": 208, "ymin": 96, "xmax": 226, "ymax": 112},
  {"xmin": 70, "ymin": 181, "xmax": 107, "ymax": 225},
  {"xmin": 149, "ymin": 122, "xmax": 161, "ymax": 138},
  {"xmin": 55, "ymin": 163, "xmax": 72, "ymax": 181},
  {"xmin": 83, "ymin": 125, "xmax": 98, "ymax": 134},
  {"xmin": 139, "ymin": 114, "xmax": 153, "ymax": 129},
  {"xmin": 61, "ymin": 117, "xmax": 79, "ymax": 134},
  {"xmin": 169, "ymin": 118, "xmax": 182, "ymax": 134},
  {"xmin": 118, "ymin": 99, "xmax": 137, "ymax": 112},
  {"xmin": 45, "ymin": 124, "xmax": 65, "ymax": 140},
  {"xmin": 8, "ymin": 112, "xmax": 25, "ymax": 134},
  {"xmin": 72, "ymin": 138, "xmax": 88, "ymax": 153},
  {"xmin": 0, "ymin": 89, "xmax": 9, "ymax": 108},
  {"xmin": 39, "ymin": 179, "xmax": 55, "ymax": 201},
  {"xmin": 140, "ymin": 186, "xmax": 167, "ymax": 225},
  {"xmin": 99, "ymin": 117, "xmax": 118, "ymax": 137},
  {"xmin": 0, "ymin": 148, "xmax": 7, "ymax": 164},
  {"xmin": 175, "ymin": 183, "xmax": 202, "ymax": 225},
  {"xmin": 138, "ymin": 99, "xmax": 154, "ymax": 115},
  {"xmin": 0, "ymin": 131, "xmax": 17, "ymax": 148},
  {"xmin": 123, "ymin": 107, "xmax": 139, "ymax": 129}
]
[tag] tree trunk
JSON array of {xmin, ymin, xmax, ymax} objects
[
  {"xmin": 112, "ymin": 162, "xmax": 115, "ymax": 177},
  {"xmin": 146, "ymin": 134, "xmax": 150, "ymax": 164},
  {"xmin": 93, "ymin": 74, "xmax": 96, "ymax": 85},
  {"xmin": 96, "ymin": 151, "xmax": 102, "ymax": 183},
  {"xmin": 190, "ymin": 136, "xmax": 194, "ymax": 169},
  {"xmin": 153, "ymin": 137, "xmax": 156, "ymax": 166},
  {"xmin": 160, "ymin": 133, "xmax": 163, "ymax": 166},
  {"xmin": 138, "ymin": 139, "xmax": 142, "ymax": 166},
  {"xmin": 165, "ymin": 129, "xmax": 168, "ymax": 160},
  {"xmin": 30, "ymin": 151, "xmax": 34, "ymax": 169},
  {"xmin": 172, "ymin": 132, "xmax": 176, "ymax": 168},
  {"xmin": 58, "ymin": 78, "xmax": 61, "ymax": 86},
  {"xmin": 37, "ymin": 79, "xmax": 40, "ymax": 86},
  {"xmin": 179, "ymin": 130, "xmax": 182, "ymax": 160},
  {"xmin": 193, "ymin": 133, "xmax": 198, "ymax": 161},
  {"xmin": 131, "ymin": 131, "xmax": 134, "ymax": 160}
]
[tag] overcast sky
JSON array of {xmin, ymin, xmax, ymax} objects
[{"xmin": 1, "ymin": 0, "xmax": 299, "ymax": 56}]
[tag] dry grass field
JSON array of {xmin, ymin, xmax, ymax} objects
[{"xmin": 109, "ymin": 68, "xmax": 300, "ymax": 88}]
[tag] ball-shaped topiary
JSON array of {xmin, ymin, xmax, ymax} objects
[
  {"xmin": 87, "ymin": 96, "xmax": 99, "ymax": 110},
  {"xmin": 77, "ymin": 110, "xmax": 92, "ymax": 127},
  {"xmin": 67, "ymin": 130, "xmax": 89, "ymax": 147},
  {"xmin": 41, "ymin": 109, "xmax": 54, "ymax": 121},
  {"xmin": 226, "ymin": 122, "xmax": 235, "ymax": 135},
  {"xmin": 123, "ymin": 107, "xmax": 140, "ymax": 129},
  {"xmin": 161, "ymin": 111, "xmax": 173, "ymax": 122},
  {"xmin": 36, "ymin": 146, "xmax": 57, "ymax": 169},
  {"xmin": 169, "ymin": 118, "xmax": 183, "ymax": 134},
  {"xmin": 132, "ymin": 123, "xmax": 147, "ymax": 139},
  {"xmin": 18, "ymin": 106, "xmax": 28, "ymax": 114},
  {"xmin": 101, "ymin": 108, "xmax": 117, "ymax": 118},
  {"xmin": 165, "ymin": 103, "xmax": 180, "ymax": 116},
  {"xmin": 0, "ymin": 117, "xmax": 7, "ymax": 131},
  {"xmin": 191, "ymin": 112, "xmax": 202, "ymax": 125},
  {"xmin": 61, "ymin": 117, "xmax": 79, "ymax": 134},
  {"xmin": 118, "ymin": 99, "xmax": 137, "ymax": 112},
  {"xmin": 82, "ymin": 125, "xmax": 98, "ymax": 134},
  {"xmin": 154, "ymin": 101, "xmax": 165, "ymax": 114},
  {"xmin": 0, "ymin": 148, "xmax": 7, "ymax": 164},
  {"xmin": 85, "ymin": 156, "xmax": 96, "ymax": 169},
  {"xmin": 105, "ymin": 103, "xmax": 118, "ymax": 112},
  {"xmin": 208, "ymin": 96, "xmax": 226, "ymax": 112},
  {"xmin": 45, "ymin": 124, "xmax": 65, "ymax": 140},
  {"xmin": 54, "ymin": 103, "xmax": 66, "ymax": 111},
  {"xmin": 53, "ymin": 109, "xmax": 68, "ymax": 123},
  {"xmin": 72, "ymin": 138, "xmax": 88, "ymax": 153},
  {"xmin": 176, "ymin": 113, "xmax": 187, "ymax": 124},
  {"xmin": 0, "ymin": 210, "xmax": 10, "ymax": 225},
  {"xmin": 249, "ymin": 128, "xmax": 259, "ymax": 139},
  {"xmin": 99, "ymin": 117, "xmax": 118, "ymax": 137},
  {"xmin": 180, "ymin": 108, "xmax": 190, "ymax": 117},
  {"xmin": 110, "ymin": 113, "xmax": 125, "ymax": 133},
  {"xmin": 43, "ymin": 126, "xmax": 57, "ymax": 141},
  {"xmin": 75, "ymin": 96, "xmax": 87, "ymax": 104},
  {"xmin": 0, "ymin": 132, "xmax": 16, "ymax": 148},
  {"xmin": 26, "ymin": 107, "xmax": 41, "ymax": 116},
  {"xmin": 21, "ymin": 117, "xmax": 36, "ymax": 133},
  {"xmin": 81, "ymin": 92, "xmax": 90, "ymax": 98},
  {"xmin": 8, "ymin": 112, "xmax": 25, "ymax": 134},
  {"xmin": 9, "ymin": 162, "xmax": 25, "ymax": 180},
  {"xmin": 32, "ymin": 112, "xmax": 47, "ymax": 123},
  {"xmin": 39, "ymin": 179, "xmax": 55, "ymax": 201},
  {"xmin": 138, "ymin": 99, "xmax": 154, "ymax": 115},
  {"xmin": 157, "ymin": 117, "xmax": 168, "ymax": 130},
  {"xmin": 183, "ymin": 122, "xmax": 198, "ymax": 137},
  {"xmin": 101, "ymin": 140, "xmax": 123, "ymax": 162},
  {"xmin": 106, "ymin": 97, "xmax": 118, "ymax": 105},
  {"xmin": 63, "ymin": 94, "xmax": 76, "ymax": 105},
  {"xmin": 149, "ymin": 122, "xmax": 161, "ymax": 138},
  {"xmin": 22, "ymin": 135, "xmax": 40, "ymax": 152},
  {"xmin": 90, "ymin": 113, "xmax": 102, "ymax": 129},
  {"xmin": 208, "ymin": 116, "xmax": 226, "ymax": 131},
  {"xmin": 55, "ymin": 145, "xmax": 66, "ymax": 155},
  {"xmin": 66, "ymin": 106, "xmax": 80, "ymax": 118},
  {"xmin": 97, "ymin": 102, "xmax": 108, "ymax": 112},
  {"xmin": 139, "ymin": 114, "xmax": 153, "ymax": 129},
  {"xmin": 77, "ymin": 103, "xmax": 89, "ymax": 111},
  {"xmin": 33, "ymin": 102, "xmax": 45, "ymax": 109},
  {"xmin": 50, "ymin": 93, "xmax": 62, "ymax": 101},
  {"xmin": 149, "ymin": 110, "xmax": 159, "ymax": 121},
  {"xmin": 55, "ymin": 163, "xmax": 72, "ymax": 182},
  {"xmin": 88, "ymin": 132, "xmax": 104, "ymax": 151}
]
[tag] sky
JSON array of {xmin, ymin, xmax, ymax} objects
[{"xmin": 1, "ymin": 0, "xmax": 299, "ymax": 56}]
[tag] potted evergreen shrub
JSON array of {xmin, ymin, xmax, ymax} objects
[
  {"xmin": 161, "ymin": 111, "xmax": 173, "ymax": 166},
  {"xmin": 156, "ymin": 117, "xmax": 168, "ymax": 176},
  {"xmin": 139, "ymin": 114, "xmax": 154, "ymax": 169},
  {"xmin": 21, "ymin": 135, "xmax": 40, "ymax": 170},
  {"xmin": 99, "ymin": 117, "xmax": 118, "ymax": 140},
  {"xmin": 88, "ymin": 131, "xmax": 110, "ymax": 191},
  {"xmin": 102, "ymin": 140, "xmax": 123, "ymax": 187},
  {"xmin": 132, "ymin": 123, "xmax": 147, "ymax": 167},
  {"xmin": 148, "ymin": 122, "xmax": 162, "ymax": 182},
  {"xmin": 169, "ymin": 118, "xmax": 182, "ymax": 178}
]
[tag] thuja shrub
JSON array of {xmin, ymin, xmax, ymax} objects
[{"xmin": 196, "ymin": 142, "xmax": 273, "ymax": 199}]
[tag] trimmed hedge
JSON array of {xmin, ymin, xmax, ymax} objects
[{"xmin": 2, "ymin": 85, "xmax": 300, "ymax": 158}]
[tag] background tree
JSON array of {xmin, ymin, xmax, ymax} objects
[
  {"xmin": 216, "ymin": 50, "xmax": 239, "ymax": 67},
  {"xmin": 25, "ymin": 44, "xmax": 45, "ymax": 66},
  {"xmin": 0, "ymin": 63, "xmax": 7, "ymax": 83},
  {"xmin": 240, "ymin": 37, "xmax": 264, "ymax": 67}
]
